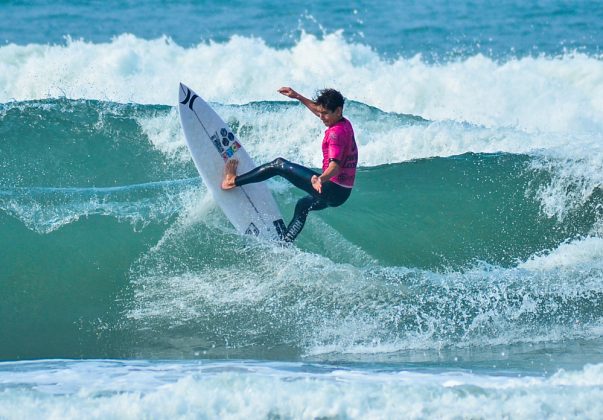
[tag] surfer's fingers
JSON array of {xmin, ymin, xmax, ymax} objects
[{"xmin": 278, "ymin": 87, "xmax": 294, "ymax": 96}]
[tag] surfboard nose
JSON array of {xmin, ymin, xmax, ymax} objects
[{"xmin": 179, "ymin": 83, "xmax": 190, "ymax": 104}]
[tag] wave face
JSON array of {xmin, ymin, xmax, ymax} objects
[{"xmin": 1, "ymin": 98, "xmax": 602, "ymax": 361}]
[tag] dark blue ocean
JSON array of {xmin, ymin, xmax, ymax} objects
[{"xmin": 1, "ymin": 1, "xmax": 603, "ymax": 418}]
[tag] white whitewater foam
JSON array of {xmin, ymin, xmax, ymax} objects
[
  {"xmin": 1, "ymin": 32, "xmax": 603, "ymax": 134},
  {"xmin": 528, "ymin": 140, "xmax": 603, "ymax": 220},
  {"xmin": 520, "ymin": 236, "xmax": 603, "ymax": 271},
  {"xmin": 0, "ymin": 182, "xmax": 191, "ymax": 233},
  {"xmin": 137, "ymin": 97, "xmax": 603, "ymax": 166},
  {"xmin": 0, "ymin": 360, "xmax": 602, "ymax": 419}
]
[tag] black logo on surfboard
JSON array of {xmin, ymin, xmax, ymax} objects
[
  {"xmin": 245, "ymin": 222, "xmax": 260, "ymax": 236},
  {"xmin": 211, "ymin": 128, "xmax": 241, "ymax": 161},
  {"xmin": 179, "ymin": 86, "xmax": 198, "ymax": 110}
]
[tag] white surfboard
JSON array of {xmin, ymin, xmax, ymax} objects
[{"xmin": 178, "ymin": 83, "xmax": 285, "ymax": 240}]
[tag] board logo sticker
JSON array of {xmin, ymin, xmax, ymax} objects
[
  {"xmin": 245, "ymin": 222, "xmax": 260, "ymax": 236},
  {"xmin": 210, "ymin": 132, "xmax": 224, "ymax": 153},
  {"xmin": 210, "ymin": 127, "xmax": 240, "ymax": 161},
  {"xmin": 221, "ymin": 140, "xmax": 241, "ymax": 161}
]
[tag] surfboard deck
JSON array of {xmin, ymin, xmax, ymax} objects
[{"xmin": 178, "ymin": 83, "xmax": 285, "ymax": 240}]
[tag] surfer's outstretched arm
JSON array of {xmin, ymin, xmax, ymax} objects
[{"xmin": 278, "ymin": 87, "xmax": 321, "ymax": 117}]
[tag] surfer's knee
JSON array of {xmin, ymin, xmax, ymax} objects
[
  {"xmin": 294, "ymin": 196, "xmax": 314, "ymax": 215},
  {"xmin": 270, "ymin": 157, "xmax": 289, "ymax": 169}
]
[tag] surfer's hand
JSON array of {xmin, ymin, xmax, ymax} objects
[
  {"xmin": 278, "ymin": 87, "xmax": 298, "ymax": 99},
  {"xmin": 311, "ymin": 175, "xmax": 322, "ymax": 193}
]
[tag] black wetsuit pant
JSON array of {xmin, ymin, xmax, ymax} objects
[{"xmin": 235, "ymin": 157, "xmax": 352, "ymax": 242}]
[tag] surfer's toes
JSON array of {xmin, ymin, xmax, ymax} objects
[
  {"xmin": 221, "ymin": 159, "xmax": 238, "ymax": 190},
  {"xmin": 226, "ymin": 159, "xmax": 239, "ymax": 174}
]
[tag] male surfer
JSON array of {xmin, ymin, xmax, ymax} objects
[{"xmin": 221, "ymin": 87, "xmax": 358, "ymax": 242}]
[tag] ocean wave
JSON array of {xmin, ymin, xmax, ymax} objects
[
  {"xmin": 1, "ymin": 360, "xmax": 603, "ymax": 419},
  {"xmin": 2, "ymin": 156, "xmax": 602, "ymax": 359},
  {"xmin": 3, "ymin": 98, "xmax": 603, "ymax": 187},
  {"xmin": 120, "ymin": 199, "xmax": 603, "ymax": 358},
  {"xmin": 2, "ymin": 152, "xmax": 600, "ymax": 264},
  {"xmin": 2, "ymin": 98, "xmax": 602, "ymax": 360},
  {"xmin": 1, "ymin": 32, "xmax": 602, "ymax": 134}
]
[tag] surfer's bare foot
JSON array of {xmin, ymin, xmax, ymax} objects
[{"xmin": 221, "ymin": 159, "xmax": 238, "ymax": 190}]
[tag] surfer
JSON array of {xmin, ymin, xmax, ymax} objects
[{"xmin": 222, "ymin": 87, "xmax": 358, "ymax": 242}]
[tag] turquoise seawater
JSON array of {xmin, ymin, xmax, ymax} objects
[{"xmin": 1, "ymin": 1, "xmax": 603, "ymax": 418}]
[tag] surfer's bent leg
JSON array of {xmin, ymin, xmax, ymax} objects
[
  {"xmin": 283, "ymin": 195, "xmax": 328, "ymax": 242},
  {"xmin": 235, "ymin": 158, "xmax": 319, "ymax": 197},
  {"xmin": 282, "ymin": 182, "xmax": 352, "ymax": 242}
]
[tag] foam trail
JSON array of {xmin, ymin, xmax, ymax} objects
[{"xmin": 0, "ymin": 180, "xmax": 196, "ymax": 233}]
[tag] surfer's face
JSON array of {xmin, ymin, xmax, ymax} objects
[{"xmin": 317, "ymin": 106, "xmax": 343, "ymax": 127}]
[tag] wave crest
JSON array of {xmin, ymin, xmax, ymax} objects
[{"xmin": 1, "ymin": 33, "xmax": 602, "ymax": 134}]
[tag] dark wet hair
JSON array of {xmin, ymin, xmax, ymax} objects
[{"xmin": 314, "ymin": 88, "xmax": 345, "ymax": 112}]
